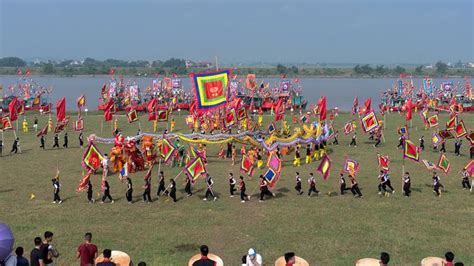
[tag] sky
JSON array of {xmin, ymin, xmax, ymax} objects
[{"xmin": 0, "ymin": 0, "xmax": 473, "ymax": 64}]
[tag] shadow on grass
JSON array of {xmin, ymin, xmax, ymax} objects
[
  {"xmin": 170, "ymin": 243, "xmax": 200, "ymax": 254},
  {"xmin": 0, "ymin": 189, "xmax": 15, "ymax": 193}
]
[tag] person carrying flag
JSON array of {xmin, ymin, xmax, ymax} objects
[
  {"xmin": 79, "ymin": 131, "xmax": 84, "ymax": 148},
  {"xmin": 63, "ymin": 132, "xmax": 68, "ymax": 148},
  {"xmin": 51, "ymin": 169, "xmax": 62, "ymax": 204},
  {"xmin": 432, "ymin": 171, "xmax": 442, "ymax": 197},
  {"xmin": 239, "ymin": 176, "xmax": 249, "ymax": 203},
  {"xmin": 419, "ymin": 136, "xmax": 425, "ymax": 150},
  {"xmin": 377, "ymin": 170, "xmax": 387, "ymax": 196},
  {"xmin": 40, "ymin": 135, "xmax": 45, "ymax": 150},
  {"xmin": 10, "ymin": 137, "xmax": 19, "ymax": 154},
  {"xmin": 143, "ymin": 178, "xmax": 152, "ymax": 203},
  {"xmin": 53, "ymin": 134, "xmax": 59, "ymax": 148},
  {"xmin": 403, "ymin": 172, "xmax": 411, "ymax": 197},
  {"xmin": 294, "ymin": 172, "xmax": 303, "ymax": 195},
  {"xmin": 349, "ymin": 133, "xmax": 357, "ymax": 147},
  {"xmin": 259, "ymin": 175, "xmax": 275, "ymax": 202},
  {"xmin": 87, "ymin": 180, "xmax": 94, "ymax": 203},
  {"xmin": 101, "ymin": 180, "xmax": 114, "ymax": 203},
  {"xmin": 339, "ymin": 173, "xmax": 350, "ymax": 195},
  {"xmin": 307, "ymin": 173, "xmax": 320, "ymax": 197},
  {"xmin": 332, "ymin": 130, "xmax": 339, "ymax": 145},
  {"xmin": 184, "ymin": 173, "xmax": 193, "ymax": 197},
  {"xmin": 382, "ymin": 171, "xmax": 395, "ymax": 194},
  {"xmin": 229, "ymin": 173, "xmax": 237, "ymax": 197},
  {"xmin": 461, "ymin": 169, "xmax": 471, "ymax": 191},
  {"xmin": 203, "ymin": 174, "xmax": 217, "ymax": 201},
  {"xmin": 126, "ymin": 177, "xmax": 133, "ymax": 203},
  {"xmin": 257, "ymin": 149, "xmax": 263, "ymax": 168},
  {"xmin": 169, "ymin": 179, "xmax": 177, "ymax": 202},
  {"xmin": 156, "ymin": 171, "xmax": 166, "ymax": 198}
]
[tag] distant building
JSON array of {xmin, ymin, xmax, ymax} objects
[
  {"xmin": 468, "ymin": 62, "xmax": 474, "ymax": 68},
  {"xmin": 425, "ymin": 65, "xmax": 434, "ymax": 69},
  {"xmin": 186, "ymin": 60, "xmax": 213, "ymax": 68}
]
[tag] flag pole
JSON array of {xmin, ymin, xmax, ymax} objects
[
  {"xmin": 402, "ymin": 158, "xmax": 405, "ymax": 193},
  {"xmin": 159, "ymin": 168, "xmax": 184, "ymax": 197}
]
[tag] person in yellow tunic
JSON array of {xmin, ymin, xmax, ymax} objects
[
  {"xmin": 48, "ymin": 118, "xmax": 53, "ymax": 131},
  {"xmin": 258, "ymin": 114, "xmax": 263, "ymax": 127},
  {"xmin": 22, "ymin": 118, "xmax": 29, "ymax": 133},
  {"xmin": 319, "ymin": 142, "xmax": 326, "ymax": 158},
  {"xmin": 170, "ymin": 118, "xmax": 176, "ymax": 132},
  {"xmin": 241, "ymin": 118, "xmax": 247, "ymax": 130},
  {"xmin": 293, "ymin": 146, "xmax": 301, "ymax": 167},
  {"xmin": 305, "ymin": 144, "xmax": 312, "ymax": 164},
  {"xmin": 257, "ymin": 149, "xmax": 264, "ymax": 168},
  {"xmin": 313, "ymin": 143, "xmax": 320, "ymax": 160},
  {"xmin": 114, "ymin": 118, "xmax": 118, "ymax": 131},
  {"xmin": 193, "ymin": 119, "xmax": 199, "ymax": 133},
  {"xmin": 351, "ymin": 120, "xmax": 357, "ymax": 130},
  {"xmin": 153, "ymin": 119, "xmax": 158, "ymax": 132}
]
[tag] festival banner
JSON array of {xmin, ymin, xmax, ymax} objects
[
  {"xmin": 454, "ymin": 120, "xmax": 467, "ymax": 138},
  {"xmin": 127, "ymin": 109, "xmax": 139, "ymax": 123},
  {"xmin": 157, "ymin": 110, "xmax": 169, "ymax": 122},
  {"xmin": 160, "ymin": 138, "xmax": 177, "ymax": 163},
  {"xmin": 432, "ymin": 132, "xmax": 442, "ymax": 146},
  {"xmin": 437, "ymin": 153, "xmax": 451, "ymax": 174},
  {"xmin": 8, "ymin": 97, "xmax": 18, "ymax": 122},
  {"xmin": 74, "ymin": 118, "xmax": 84, "ymax": 131},
  {"xmin": 56, "ymin": 97, "xmax": 66, "ymax": 122},
  {"xmin": 76, "ymin": 170, "xmax": 94, "ymax": 193},
  {"xmin": 438, "ymin": 129, "xmax": 454, "ymax": 140},
  {"xmin": 240, "ymin": 155, "xmax": 254, "ymax": 176},
  {"xmin": 397, "ymin": 125, "xmax": 409, "ymax": 136},
  {"xmin": 185, "ymin": 157, "xmax": 206, "ymax": 181},
  {"xmin": 266, "ymin": 151, "xmax": 282, "ymax": 172},
  {"xmin": 427, "ymin": 115, "xmax": 439, "ymax": 128},
  {"xmin": 224, "ymin": 108, "xmax": 237, "ymax": 128},
  {"xmin": 377, "ymin": 154, "xmax": 390, "ymax": 171},
  {"xmin": 77, "ymin": 95, "xmax": 86, "ymax": 109},
  {"xmin": 403, "ymin": 140, "xmax": 420, "ymax": 162},
  {"xmin": 317, "ymin": 155, "xmax": 332, "ymax": 180},
  {"xmin": 466, "ymin": 132, "xmax": 474, "ymax": 145},
  {"xmin": 237, "ymin": 107, "xmax": 247, "ymax": 121},
  {"xmin": 423, "ymin": 78, "xmax": 433, "ymax": 95},
  {"xmin": 263, "ymin": 168, "xmax": 279, "ymax": 188},
  {"xmin": 246, "ymin": 74, "xmax": 256, "ymax": 90},
  {"xmin": 446, "ymin": 116, "xmax": 457, "ymax": 130},
  {"xmin": 361, "ymin": 111, "xmax": 379, "ymax": 133},
  {"xmin": 1, "ymin": 116, "xmax": 13, "ymax": 130},
  {"xmin": 422, "ymin": 159, "xmax": 437, "ymax": 171},
  {"xmin": 54, "ymin": 117, "xmax": 69, "ymax": 133},
  {"xmin": 464, "ymin": 160, "xmax": 474, "ymax": 177},
  {"xmin": 82, "ymin": 143, "xmax": 105, "ymax": 171},
  {"xmin": 343, "ymin": 122, "xmax": 354, "ymax": 135},
  {"xmin": 343, "ymin": 158, "xmax": 360, "ymax": 176},
  {"xmin": 190, "ymin": 70, "xmax": 231, "ymax": 110}
]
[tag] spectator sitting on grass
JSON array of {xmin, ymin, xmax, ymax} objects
[
  {"xmin": 380, "ymin": 252, "xmax": 390, "ymax": 266},
  {"xmin": 96, "ymin": 249, "xmax": 115, "ymax": 266}
]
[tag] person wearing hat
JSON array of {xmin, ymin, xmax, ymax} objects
[{"xmin": 245, "ymin": 248, "xmax": 262, "ymax": 266}]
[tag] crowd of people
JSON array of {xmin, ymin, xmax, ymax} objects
[{"xmin": 1, "ymin": 233, "xmax": 468, "ymax": 265}]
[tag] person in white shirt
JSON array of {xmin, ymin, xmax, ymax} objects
[
  {"xmin": 245, "ymin": 248, "xmax": 262, "ymax": 266},
  {"xmin": 102, "ymin": 154, "xmax": 109, "ymax": 176}
]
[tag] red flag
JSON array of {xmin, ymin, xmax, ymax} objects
[
  {"xmin": 109, "ymin": 68, "xmax": 116, "ymax": 75},
  {"xmin": 147, "ymin": 97, "xmax": 157, "ymax": 121},
  {"xmin": 56, "ymin": 97, "xmax": 66, "ymax": 122},
  {"xmin": 274, "ymin": 98, "xmax": 283, "ymax": 121},
  {"xmin": 352, "ymin": 96, "xmax": 358, "ymax": 114},
  {"xmin": 318, "ymin": 96, "xmax": 327, "ymax": 121},
  {"xmin": 25, "ymin": 69, "xmax": 31, "ymax": 76},
  {"xmin": 8, "ymin": 97, "xmax": 18, "ymax": 122},
  {"xmin": 103, "ymin": 99, "xmax": 114, "ymax": 122},
  {"xmin": 364, "ymin": 97, "xmax": 371, "ymax": 114},
  {"xmin": 405, "ymin": 99, "xmax": 412, "ymax": 121},
  {"xmin": 16, "ymin": 69, "xmax": 22, "ymax": 76}
]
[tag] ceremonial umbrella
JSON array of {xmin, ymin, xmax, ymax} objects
[{"xmin": 0, "ymin": 223, "xmax": 15, "ymax": 262}]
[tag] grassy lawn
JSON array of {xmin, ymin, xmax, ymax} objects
[{"xmin": 0, "ymin": 111, "xmax": 472, "ymax": 265}]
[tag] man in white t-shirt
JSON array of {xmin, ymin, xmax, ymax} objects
[{"xmin": 245, "ymin": 248, "xmax": 262, "ymax": 266}]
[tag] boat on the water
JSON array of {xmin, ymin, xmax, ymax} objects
[{"xmin": 0, "ymin": 77, "xmax": 52, "ymax": 113}]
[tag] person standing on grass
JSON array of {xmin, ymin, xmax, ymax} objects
[
  {"xmin": 231, "ymin": 145, "xmax": 237, "ymax": 165},
  {"xmin": 381, "ymin": 171, "xmax": 395, "ymax": 194},
  {"xmin": 143, "ymin": 178, "xmax": 152, "ymax": 203},
  {"xmin": 305, "ymin": 144, "xmax": 312, "ymax": 164},
  {"xmin": 349, "ymin": 132, "xmax": 357, "ymax": 147},
  {"xmin": 52, "ymin": 170, "xmax": 62, "ymax": 204},
  {"xmin": 62, "ymin": 132, "xmax": 68, "ymax": 148},
  {"xmin": 307, "ymin": 173, "xmax": 320, "ymax": 197},
  {"xmin": 96, "ymin": 249, "xmax": 115, "ymax": 266},
  {"xmin": 30, "ymin": 237, "xmax": 43, "ymax": 266},
  {"xmin": 293, "ymin": 146, "xmax": 301, "ymax": 167},
  {"xmin": 203, "ymin": 174, "xmax": 217, "ymax": 201},
  {"xmin": 350, "ymin": 174, "xmax": 363, "ymax": 198},
  {"xmin": 259, "ymin": 175, "xmax": 275, "ymax": 202},
  {"xmin": 10, "ymin": 137, "xmax": 19, "ymax": 154},
  {"xmin": 461, "ymin": 169, "xmax": 471, "ymax": 191},
  {"xmin": 229, "ymin": 173, "xmax": 237, "ymax": 197},
  {"xmin": 419, "ymin": 136, "xmax": 425, "ymax": 150},
  {"xmin": 184, "ymin": 173, "xmax": 193, "ymax": 197},
  {"xmin": 53, "ymin": 134, "xmax": 59, "ymax": 148},
  {"xmin": 332, "ymin": 130, "xmax": 339, "ymax": 145},
  {"xmin": 0, "ymin": 139, "xmax": 3, "ymax": 156},
  {"xmin": 40, "ymin": 231, "xmax": 59, "ymax": 266},
  {"xmin": 403, "ymin": 172, "xmax": 411, "ymax": 197},
  {"xmin": 440, "ymin": 141, "xmax": 446, "ymax": 153},
  {"xmin": 377, "ymin": 170, "xmax": 387, "ymax": 195},
  {"xmin": 40, "ymin": 135, "xmax": 46, "ymax": 150},
  {"xmin": 156, "ymin": 171, "xmax": 166, "ymax": 198},
  {"xmin": 77, "ymin": 232, "xmax": 98, "ymax": 266},
  {"xmin": 34, "ymin": 117, "xmax": 38, "ymax": 131},
  {"xmin": 125, "ymin": 177, "xmax": 133, "ymax": 203},
  {"xmin": 432, "ymin": 171, "xmax": 442, "ymax": 197},
  {"xmin": 101, "ymin": 180, "xmax": 114, "ymax": 203},
  {"xmin": 239, "ymin": 176, "xmax": 249, "ymax": 203},
  {"xmin": 87, "ymin": 180, "xmax": 94, "ymax": 203},
  {"xmin": 192, "ymin": 245, "xmax": 215, "ymax": 266},
  {"xmin": 79, "ymin": 131, "xmax": 84, "ymax": 148},
  {"xmin": 294, "ymin": 172, "xmax": 303, "ymax": 195},
  {"xmin": 169, "ymin": 179, "xmax": 177, "ymax": 202},
  {"xmin": 396, "ymin": 134, "xmax": 404, "ymax": 149}
]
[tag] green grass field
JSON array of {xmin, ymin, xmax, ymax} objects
[{"xmin": 0, "ymin": 112, "xmax": 472, "ymax": 265}]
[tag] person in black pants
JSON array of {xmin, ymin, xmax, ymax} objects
[
  {"xmin": 0, "ymin": 139, "xmax": 3, "ymax": 156},
  {"xmin": 350, "ymin": 175, "xmax": 363, "ymax": 198},
  {"xmin": 52, "ymin": 172, "xmax": 62, "ymax": 204},
  {"xmin": 461, "ymin": 169, "xmax": 471, "ymax": 190},
  {"xmin": 377, "ymin": 171, "xmax": 387, "ymax": 195},
  {"xmin": 259, "ymin": 175, "xmax": 275, "ymax": 202},
  {"xmin": 203, "ymin": 174, "xmax": 216, "ymax": 201},
  {"xmin": 226, "ymin": 142, "xmax": 232, "ymax": 158},
  {"xmin": 10, "ymin": 137, "xmax": 19, "ymax": 154},
  {"xmin": 184, "ymin": 173, "xmax": 193, "ymax": 197},
  {"xmin": 454, "ymin": 139, "xmax": 462, "ymax": 156},
  {"xmin": 382, "ymin": 172, "xmax": 395, "ymax": 194},
  {"xmin": 349, "ymin": 133, "xmax": 357, "ymax": 147},
  {"xmin": 101, "ymin": 180, "xmax": 114, "ymax": 203},
  {"xmin": 169, "ymin": 179, "xmax": 177, "ymax": 202},
  {"xmin": 53, "ymin": 134, "xmax": 59, "ymax": 148},
  {"xmin": 143, "ymin": 178, "xmax": 151, "ymax": 203},
  {"xmin": 307, "ymin": 173, "xmax": 320, "ymax": 196},
  {"xmin": 419, "ymin": 136, "xmax": 425, "ymax": 150},
  {"xmin": 332, "ymin": 130, "xmax": 339, "ymax": 145},
  {"xmin": 374, "ymin": 134, "xmax": 381, "ymax": 147},
  {"xmin": 126, "ymin": 178, "xmax": 133, "ymax": 203},
  {"xmin": 40, "ymin": 135, "xmax": 45, "ymax": 149},
  {"xmin": 432, "ymin": 172, "xmax": 442, "ymax": 197},
  {"xmin": 156, "ymin": 171, "xmax": 166, "ymax": 198},
  {"xmin": 228, "ymin": 173, "xmax": 236, "ymax": 197},
  {"xmin": 239, "ymin": 176, "xmax": 249, "ymax": 203},
  {"xmin": 87, "ymin": 180, "xmax": 94, "ymax": 203},
  {"xmin": 440, "ymin": 142, "xmax": 446, "ymax": 153},
  {"xmin": 403, "ymin": 172, "xmax": 411, "ymax": 197},
  {"xmin": 63, "ymin": 132, "xmax": 68, "ymax": 148},
  {"xmin": 294, "ymin": 172, "xmax": 303, "ymax": 195},
  {"xmin": 79, "ymin": 131, "xmax": 84, "ymax": 148},
  {"xmin": 396, "ymin": 135, "xmax": 404, "ymax": 149},
  {"xmin": 340, "ymin": 173, "xmax": 350, "ymax": 195}
]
